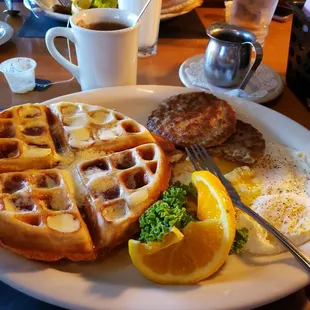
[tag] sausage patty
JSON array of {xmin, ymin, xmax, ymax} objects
[
  {"xmin": 147, "ymin": 92, "xmax": 237, "ymax": 148},
  {"xmin": 207, "ymin": 120, "xmax": 266, "ymax": 164}
]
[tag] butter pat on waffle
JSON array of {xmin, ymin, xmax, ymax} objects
[
  {"xmin": 50, "ymin": 102, "xmax": 155, "ymax": 151},
  {"xmin": 0, "ymin": 104, "xmax": 73, "ymax": 173},
  {"xmin": 0, "ymin": 169, "xmax": 94, "ymax": 261},
  {"xmin": 77, "ymin": 143, "xmax": 171, "ymax": 253}
]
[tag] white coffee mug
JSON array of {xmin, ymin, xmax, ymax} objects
[{"xmin": 45, "ymin": 8, "xmax": 140, "ymax": 91}]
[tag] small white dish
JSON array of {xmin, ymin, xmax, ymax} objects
[
  {"xmin": 179, "ymin": 54, "xmax": 284, "ymax": 104},
  {"xmin": 0, "ymin": 21, "xmax": 14, "ymax": 46},
  {"xmin": 0, "ymin": 57, "xmax": 37, "ymax": 94}
]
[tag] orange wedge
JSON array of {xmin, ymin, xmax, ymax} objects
[{"xmin": 128, "ymin": 171, "xmax": 236, "ymax": 284}]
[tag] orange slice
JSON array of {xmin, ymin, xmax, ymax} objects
[{"xmin": 128, "ymin": 171, "xmax": 236, "ymax": 284}]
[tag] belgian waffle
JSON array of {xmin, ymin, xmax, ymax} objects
[
  {"xmin": 0, "ymin": 102, "xmax": 171, "ymax": 262},
  {"xmin": 77, "ymin": 143, "xmax": 171, "ymax": 253},
  {"xmin": 50, "ymin": 102, "xmax": 156, "ymax": 151},
  {"xmin": 0, "ymin": 104, "xmax": 72, "ymax": 173},
  {"xmin": 0, "ymin": 169, "xmax": 95, "ymax": 261}
]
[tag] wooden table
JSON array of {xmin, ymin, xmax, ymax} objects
[
  {"xmin": 0, "ymin": 4, "xmax": 309, "ymax": 310},
  {"xmin": 0, "ymin": 5, "xmax": 309, "ymax": 132}
]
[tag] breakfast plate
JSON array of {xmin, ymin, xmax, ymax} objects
[
  {"xmin": 0, "ymin": 85, "xmax": 309, "ymax": 310},
  {"xmin": 160, "ymin": 9, "xmax": 193, "ymax": 21},
  {"xmin": 23, "ymin": 0, "xmax": 196, "ymax": 23},
  {"xmin": 23, "ymin": 0, "xmax": 69, "ymax": 23},
  {"xmin": 0, "ymin": 21, "xmax": 14, "ymax": 46}
]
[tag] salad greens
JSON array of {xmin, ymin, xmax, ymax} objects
[
  {"xmin": 139, "ymin": 183, "xmax": 197, "ymax": 243},
  {"xmin": 230, "ymin": 227, "xmax": 249, "ymax": 254},
  {"xmin": 138, "ymin": 181, "xmax": 249, "ymax": 255},
  {"xmin": 92, "ymin": 0, "xmax": 118, "ymax": 8}
]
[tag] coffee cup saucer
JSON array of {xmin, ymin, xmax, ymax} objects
[{"xmin": 179, "ymin": 54, "xmax": 284, "ymax": 104}]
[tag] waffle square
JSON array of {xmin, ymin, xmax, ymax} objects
[
  {"xmin": 77, "ymin": 143, "xmax": 171, "ymax": 253},
  {"xmin": 0, "ymin": 169, "xmax": 95, "ymax": 261},
  {"xmin": 50, "ymin": 102, "xmax": 156, "ymax": 151},
  {"xmin": 0, "ymin": 104, "xmax": 72, "ymax": 173}
]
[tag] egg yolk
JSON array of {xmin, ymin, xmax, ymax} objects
[
  {"xmin": 212, "ymin": 157, "xmax": 242, "ymax": 175},
  {"xmin": 225, "ymin": 166, "xmax": 262, "ymax": 206}
]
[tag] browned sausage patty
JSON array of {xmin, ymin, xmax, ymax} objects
[
  {"xmin": 147, "ymin": 92, "xmax": 237, "ymax": 148},
  {"xmin": 207, "ymin": 120, "xmax": 266, "ymax": 164}
]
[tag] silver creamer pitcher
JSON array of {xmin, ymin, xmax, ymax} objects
[{"xmin": 204, "ymin": 23, "xmax": 263, "ymax": 89}]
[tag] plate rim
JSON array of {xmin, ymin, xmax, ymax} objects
[
  {"xmin": 44, "ymin": 84, "xmax": 309, "ymax": 134},
  {"xmin": 23, "ymin": 0, "xmax": 70, "ymax": 22},
  {"xmin": 0, "ymin": 85, "xmax": 309, "ymax": 310}
]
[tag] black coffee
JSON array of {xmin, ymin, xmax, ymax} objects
[{"xmin": 78, "ymin": 21, "xmax": 128, "ymax": 31}]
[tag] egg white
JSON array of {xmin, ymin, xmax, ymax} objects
[{"xmin": 172, "ymin": 142, "xmax": 310, "ymax": 255}]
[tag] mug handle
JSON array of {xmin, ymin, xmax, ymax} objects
[
  {"xmin": 239, "ymin": 42, "xmax": 263, "ymax": 91},
  {"xmin": 45, "ymin": 27, "xmax": 80, "ymax": 82}
]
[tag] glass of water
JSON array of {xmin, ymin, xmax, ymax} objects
[
  {"xmin": 227, "ymin": 0, "xmax": 279, "ymax": 45},
  {"xmin": 118, "ymin": 0, "xmax": 162, "ymax": 57}
]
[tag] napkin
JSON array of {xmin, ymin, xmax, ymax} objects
[
  {"xmin": 17, "ymin": 13, "xmax": 67, "ymax": 38},
  {"xmin": 159, "ymin": 9, "xmax": 206, "ymax": 39},
  {"xmin": 184, "ymin": 56, "xmax": 282, "ymax": 101}
]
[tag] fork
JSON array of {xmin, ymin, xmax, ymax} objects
[{"xmin": 185, "ymin": 144, "xmax": 310, "ymax": 273}]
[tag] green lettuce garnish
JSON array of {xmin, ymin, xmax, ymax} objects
[
  {"xmin": 92, "ymin": 0, "xmax": 117, "ymax": 8},
  {"xmin": 139, "ymin": 180, "xmax": 249, "ymax": 256},
  {"xmin": 230, "ymin": 227, "xmax": 249, "ymax": 254},
  {"xmin": 139, "ymin": 183, "xmax": 197, "ymax": 243}
]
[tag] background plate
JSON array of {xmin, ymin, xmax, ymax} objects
[
  {"xmin": 0, "ymin": 86, "xmax": 309, "ymax": 310},
  {"xmin": 23, "ymin": 0, "xmax": 69, "ymax": 22},
  {"xmin": 23, "ymin": 0, "xmax": 195, "ymax": 22}
]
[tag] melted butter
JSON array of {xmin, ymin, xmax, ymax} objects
[
  {"xmin": 23, "ymin": 147, "xmax": 52, "ymax": 158},
  {"xmin": 47, "ymin": 214, "xmax": 80, "ymax": 233}
]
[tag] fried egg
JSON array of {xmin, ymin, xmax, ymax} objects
[{"xmin": 172, "ymin": 142, "xmax": 310, "ymax": 255}]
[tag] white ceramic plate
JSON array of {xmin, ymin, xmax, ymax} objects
[
  {"xmin": 0, "ymin": 21, "xmax": 14, "ymax": 46},
  {"xmin": 23, "ymin": 0, "xmax": 70, "ymax": 22},
  {"xmin": 23, "ymin": 0, "xmax": 193, "ymax": 23},
  {"xmin": 160, "ymin": 9, "xmax": 192, "ymax": 21},
  {"xmin": 1, "ymin": 85, "xmax": 310, "ymax": 310},
  {"xmin": 179, "ymin": 54, "xmax": 284, "ymax": 104}
]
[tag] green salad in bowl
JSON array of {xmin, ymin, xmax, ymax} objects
[{"xmin": 71, "ymin": 0, "xmax": 118, "ymax": 14}]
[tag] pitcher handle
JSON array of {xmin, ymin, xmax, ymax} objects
[
  {"xmin": 239, "ymin": 41, "xmax": 263, "ymax": 91},
  {"xmin": 45, "ymin": 27, "xmax": 80, "ymax": 82}
]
